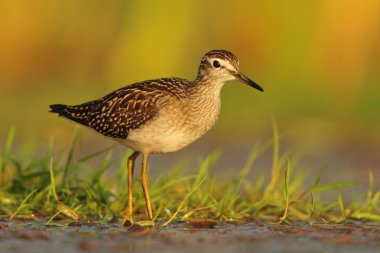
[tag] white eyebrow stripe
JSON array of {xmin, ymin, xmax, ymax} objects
[{"xmin": 209, "ymin": 58, "xmax": 236, "ymax": 71}]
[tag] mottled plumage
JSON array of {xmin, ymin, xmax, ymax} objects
[
  {"xmin": 50, "ymin": 49, "xmax": 263, "ymax": 225},
  {"xmin": 50, "ymin": 78, "xmax": 193, "ymax": 140}
]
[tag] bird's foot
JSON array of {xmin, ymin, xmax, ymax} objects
[{"xmin": 122, "ymin": 215, "xmax": 134, "ymax": 227}]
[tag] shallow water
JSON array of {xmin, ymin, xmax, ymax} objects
[{"xmin": 0, "ymin": 220, "xmax": 379, "ymax": 253}]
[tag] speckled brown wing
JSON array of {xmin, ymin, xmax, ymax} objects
[
  {"xmin": 50, "ymin": 78, "xmax": 191, "ymax": 139},
  {"xmin": 87, "ymin": 83, "xmax": 170, "ymax": 139}
]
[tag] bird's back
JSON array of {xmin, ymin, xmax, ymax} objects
[{"xmin": 50, "ymin": 78, "xmax": 192, "ymax": 139}]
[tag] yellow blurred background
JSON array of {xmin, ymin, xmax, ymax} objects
[{"xmin": 0, "ymin": 1, "xmax": 379, "ymax": 178}]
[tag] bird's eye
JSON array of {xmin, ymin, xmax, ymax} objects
[{"xmin": 212, "ymin": 60, "xmax": 221, "ymax": 68}]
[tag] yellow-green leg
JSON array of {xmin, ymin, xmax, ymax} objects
[
  {"xmin": 140, "ymin": 153, "xmax": 154, "ymax": 225},
  {"xmin": 122, "ymin": 151, "xmax": 140, "ymax": 225}
]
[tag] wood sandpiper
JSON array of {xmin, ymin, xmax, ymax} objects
[{"xmin": 49, "ymin": 49, "xmax": 264, "ymax": 226}]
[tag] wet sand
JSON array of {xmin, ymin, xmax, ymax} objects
[{"xmin": 0, "ymin": 220, "xmax": 379, "ymax": 253}]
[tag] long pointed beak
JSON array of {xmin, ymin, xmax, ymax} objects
[{"xmin": 235, "ymin": 72, "xmax": 264, "ymax": 92}]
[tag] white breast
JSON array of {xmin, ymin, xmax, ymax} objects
[{"xmin": 120, "ymin": 91, "xmax": 221, "ymax": 154}]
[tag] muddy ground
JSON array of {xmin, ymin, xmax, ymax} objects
[{"xmin": 0, "ymin": 220, "xmax": 379, "ymax": 253}]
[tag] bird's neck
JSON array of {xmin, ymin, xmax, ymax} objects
[
  {"xmin": 192, "ymin": 77, "xmax": 225, "ymax": 99},
  {"xmin": 181, "ymin": 78, "xmax": 223, "ymax": 134}
]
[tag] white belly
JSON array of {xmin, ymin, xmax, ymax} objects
[{"xmin": 119, "ymin": 98, "xmax": 220, "ymax": 154}]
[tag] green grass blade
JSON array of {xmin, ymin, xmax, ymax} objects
[
  {"xmin": 49, "ymin": 158, "xmax": 59, "ymax": 202},
  {"xmin": 310, "ymin": 167, "xmax": 327, "ymax": 189},
  {"xmin": 337, "ymin": 193, "xmax": 345, "ymax": 218},
  {"xmin": 265, "ymin": 120, "xmax": 282, "ymax": 194},
  {"xmin": 239, "ymin": 142, "xmax": 271, "ymax": 179},
  {"xmin": 1, "ymin": 127, "xmax": 16, "ymax": 181},
  {"xmin": 271, "ymin": 119, "xmax": 279, "ymax": 175},
  {"xmin": 351, "ymin": 212, "xmax": 380, "ymax": 221},
  {"xmin": 367, "ymin": 169, "xmax": 374, "ymax": 205},
  {"xmin": 192, "ymin": 150, "xmax": 220, "ymax": 189},
  {"xmin": 57, "ymin": 201, "xmax": 80, "ymax": 221},
  {"xmin": 278, "ymin": 159, "xmax": 290, "ymax": 223},
  {"xmin": 78, "ymin": 145, "xmax": 114, "ymax": 163},
  {"xmin": 62, "ymin": 127, "xmax": 79, "ymax": 186},
  {"xmin": 9, "ymin": 188, "xmax": 38, "ymax": 219},
  {"xmin": 162, "ymin": 177, "xmax": 206, "ymax": 227},
  {"xmin": 91, "ymin": 151, "xmax": 113, "ymax": 186},
  {"xmin": 4, "ymin": 126, "xmax": 15, "ymax": 159},
  {"xmin": 310, "ymin": 182, "xmax": 359, "ymax": 193}
]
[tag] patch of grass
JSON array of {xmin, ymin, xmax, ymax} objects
[{"xmin": 0, "ymin": 127, "xmax": 379, "ymax": 225}]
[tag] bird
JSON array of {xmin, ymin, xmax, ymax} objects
[{"xmin": 49, "ymin": 49, "xmax": 264, "ymax": 226}]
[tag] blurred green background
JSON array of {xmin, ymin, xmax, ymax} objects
[{"xmin": 0, "ymin": 1, "xmax": 379, "ymax": 177}]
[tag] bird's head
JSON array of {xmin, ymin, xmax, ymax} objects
[{"xmin": 196, "ymin": 49, "xmax": 263, "ymax": 92}]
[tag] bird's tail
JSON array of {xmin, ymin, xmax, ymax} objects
[
  {"xmin": 49, "ymin": 103, "xmax": 92, "ymax": 126},
  {"xmin": 49, "ymin": 104, "xmax": 66, "ymax": 114}
]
